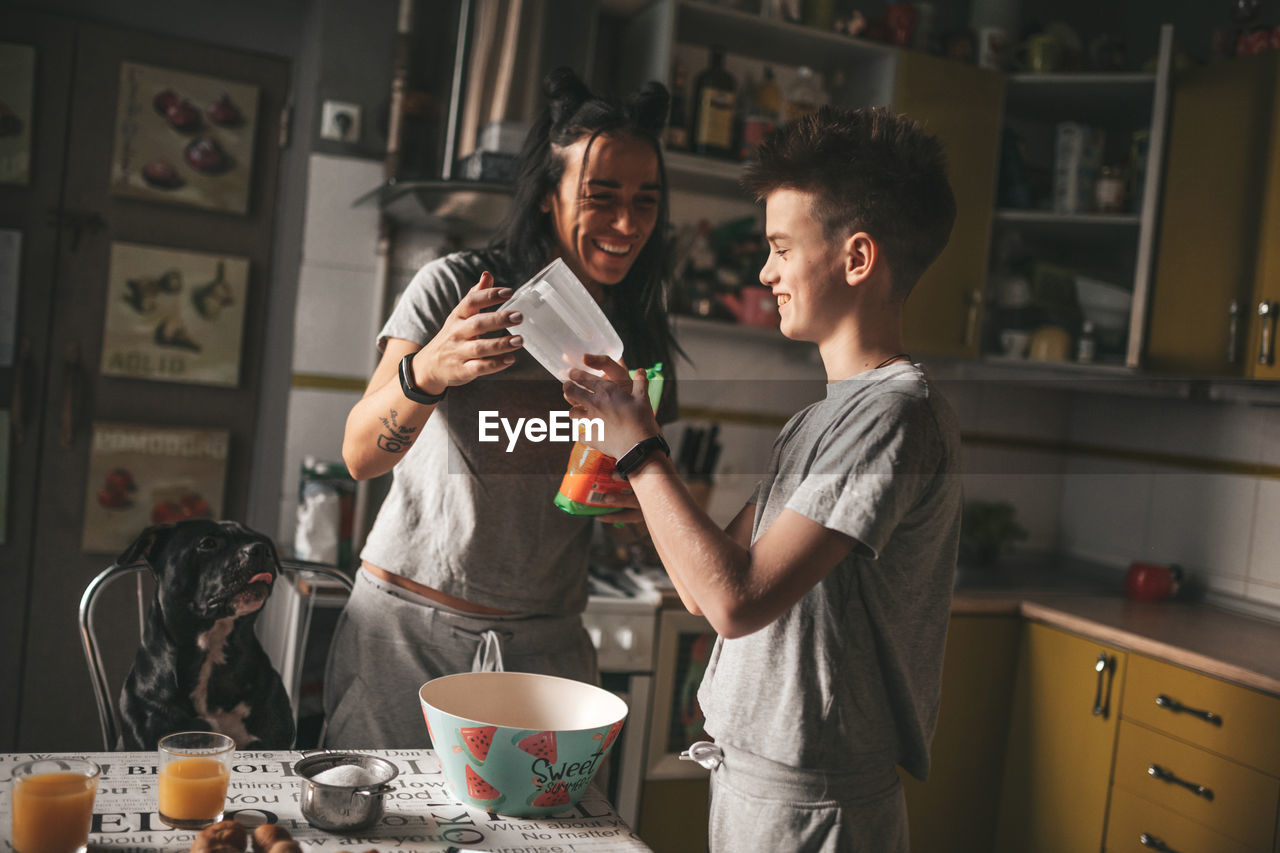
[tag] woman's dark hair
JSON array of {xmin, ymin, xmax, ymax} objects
[{"xmin": 491, "ymin": 67, "xmax": 680, "ymax": 395}]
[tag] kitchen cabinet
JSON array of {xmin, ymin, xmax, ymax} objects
[
  {"xmin": 983, "ymin": 26, "xmax": 1174, "ymax": 369},
  {"xmin": 0, "ymin": 8, "xmax": 288, "ymax": 750},
  {"xmin": 900, "ymin": 614, "xmax": 1020, "ymax": 853},
  {"xmin": 1147, "ymin": 51, "xmax": 1280, "ymax": 380},
  {"xmin": 614, "ymin": 0, "xmax": 1003, "ymax": 360},
  {"xmin": 1107, "ymin": 652, "xmax": 1280, "ymax": 852},
  {"xmin": 994, "ymin": 620, "xmax": 1126, "ymax": 853}
]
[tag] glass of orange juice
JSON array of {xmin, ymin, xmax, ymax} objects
[
  {"xmin": 157, "ymin": 731, "xmax": 235, "ymax": 829},
  {"xmin": 10, "ymin": 758, "xmax": 100, "ymax": 853}
]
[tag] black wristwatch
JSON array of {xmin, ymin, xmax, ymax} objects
[
  {"xmin": 398, "ymin": 353, "xmax": 447, "ymax": 405},
  {"xmin": 614, "ymin": 434, "xmax": 670, "ymax": 481}
]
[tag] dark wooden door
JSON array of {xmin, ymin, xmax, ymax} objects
[
  {"xmin": 0, "ymin": 10, "xmax": 289, "ymax": 751},
  {"xmin": 0, "ymin": 7, "xmax": 78, "ymax": 751}
]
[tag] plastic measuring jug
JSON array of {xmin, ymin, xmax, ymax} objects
[{"xmin": 503, "ymin": 257, "xmax": 624, "ymax": 381}]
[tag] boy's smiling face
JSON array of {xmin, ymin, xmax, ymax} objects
[{"xmin": 760, "ymin": 188, "xmax": 850, "ymax": 343}]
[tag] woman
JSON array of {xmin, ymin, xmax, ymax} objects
[{"xmin": 322, "ymin": 67, "xmax": 678, "ymax": 748}]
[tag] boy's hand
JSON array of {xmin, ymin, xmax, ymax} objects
[{"xmin": 562, "ymin": 354, "xmax": 660, "ymax": 459}]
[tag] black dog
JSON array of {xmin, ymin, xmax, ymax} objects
[{"xmin": 117, "ymin": 519, "xmax": 295, "ymax": 750}]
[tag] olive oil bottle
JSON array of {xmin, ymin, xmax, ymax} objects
[{"xmin": 691, "ymin": 46, "xmax": 737, "ymax": 159}]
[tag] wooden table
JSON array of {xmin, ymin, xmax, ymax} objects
[{"xmin": 0, "ymin": 749, "xmax": 651, "ymax": 852}]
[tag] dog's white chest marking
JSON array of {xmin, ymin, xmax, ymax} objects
[{"xmin": 192, "ymin": 616, "xmax": 254, "ymax": 747}]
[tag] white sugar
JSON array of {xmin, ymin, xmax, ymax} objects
[{"xmin": 309, "ymin": 764, "xmax": 378, "ymax": 787}]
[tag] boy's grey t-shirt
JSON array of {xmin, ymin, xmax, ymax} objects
[
  {"xmin": 361, "ymin": 249, "xmax": 594, "ymax": 615},
  {"xmin": 697, "ymin": 362, "xmax": 962, "ymax": 780}
]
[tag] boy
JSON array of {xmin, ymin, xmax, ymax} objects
[{"xmin": 563, "ymin": 105, "xmax": 962, "ymax": 851}]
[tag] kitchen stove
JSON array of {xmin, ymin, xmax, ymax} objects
[{"xmin": 583, "ymin": 563, "xmax": 663, "ymax": 827}]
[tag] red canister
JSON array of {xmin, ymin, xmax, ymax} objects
[{"xmin": 1125, "ymin": 562, "xmax": 1181, "ymax": 602}]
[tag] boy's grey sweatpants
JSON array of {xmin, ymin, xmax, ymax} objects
[
  {"xmin": 322, "ymin": 568, "xmax": 598, "ymax": 750},
  {"xmin": 698, "ymin": 741, "xmax": 908, "ymax": 853}
]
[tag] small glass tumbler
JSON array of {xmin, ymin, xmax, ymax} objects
[
  {"xmin": 10, "ymin": 758, "xmax": 101, "ymax": 853},
  {"xmin": 157, "ymin": 731, "xmax": 235, "ymax": 829}
]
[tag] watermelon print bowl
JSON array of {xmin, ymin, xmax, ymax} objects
[{"xmin": 419, "ymin": 672, "xmax": 628, "ymax": 817}]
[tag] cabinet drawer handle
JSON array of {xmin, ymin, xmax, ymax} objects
[
  {"xmin": 1140, "ymin": 832, "xmax": 1180, "ymax": 852},
  {"xmin": 1227, "ymin": 299, "xmax": 1241, "ymax": 364},
  {"xmin": 1155, "ymin": 694, "xmax": 1222, "ymax": 726},
  {"xmin": 1092, "ymin": 652, "xmax": 1115, "ymax": 718},
  {"xmin": 963, "ymin": 289, "xmax": 982, "ymax": 349},
  {"xmin": 1148, "ymin": 763, "xmax": 1214, "ymax": 801},
  {"xmin": 1260, "ymin": 300, "xmax": 1276, "ymax": 367},
  {"xmin": 10, "ymin": 336, "xmax": 32, "ymax": 446}
]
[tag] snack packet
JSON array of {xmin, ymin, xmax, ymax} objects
[{"xmin": 553, "ymin": 364, "xmax": 665, "ymax": 516}]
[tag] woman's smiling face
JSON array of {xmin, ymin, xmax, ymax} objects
[{"xmin": 543, "ymin": 132, "xmax": 662, "ymax": 299}]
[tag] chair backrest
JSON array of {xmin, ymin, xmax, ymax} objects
[{"xmin": 79, "ymin": 559, "xmax": 354, "ymax": 751}]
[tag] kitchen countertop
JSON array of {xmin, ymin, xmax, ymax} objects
[
  {"xmin": 952, "ymin": 554, "xmax": 1280, "ymax": 697},
  {"xmin": 652, "ymin": 553, "xmax": 1280, "ymax": 697}
]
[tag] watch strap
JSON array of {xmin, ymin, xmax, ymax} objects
[
  {"xmin": 615, "ymin": 434, "xmax": 670, "ymax": 481},
  {"xmin": 398, "ymin": 353, "xmax": 447, "ymax": 405}
]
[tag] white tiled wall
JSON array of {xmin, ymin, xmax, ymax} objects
[
  {"xmin": 939, "ymin": 374, "xmax": 1280, "ymax": 617},
  {"xmin": 1056, "ymin": 391, "xmax": 1280, "ymax": 614},
  {"xmin": 278, "ymin": 153, "xmax": 384, "ymax": 544}
]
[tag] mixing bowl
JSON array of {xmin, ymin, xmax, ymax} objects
[{"xmin": 419, "ymin": 672, "xmax": 627, "ymax": 816}]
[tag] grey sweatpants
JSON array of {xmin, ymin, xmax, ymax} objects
[
  {"xmin": 703, "ymin": 742, "xmax": 908, "ymax": 853},
  {"xmin": 321, "ymin": 568, "xmax": 598, "ymax": 749}
]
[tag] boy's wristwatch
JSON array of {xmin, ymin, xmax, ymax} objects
[
  {"xmin": 399, "ymin": 353, "xmax": 447, "ymax": 405},
  {"xmin": 614, "ymin": 434, "xmax": 670, "ymax": 480}
]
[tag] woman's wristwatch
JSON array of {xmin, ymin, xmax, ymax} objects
[
  {"xmin": 399, "ymin": 353, "xmax": 447, "ymax": 405},
  {"xmin": 614, "ymin": 434, "xmax": 670, "ymax": 481}
]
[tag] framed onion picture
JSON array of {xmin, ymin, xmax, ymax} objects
[{"xmin": 100, "ymin": 241, "xmax": 249, "ymax": 387}]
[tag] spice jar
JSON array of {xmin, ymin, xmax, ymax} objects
[{"xmin": 1095, "ymin": 166, "xmax": 1126, "ymax": 213}]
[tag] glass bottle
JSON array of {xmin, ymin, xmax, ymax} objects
[
  {"xmin": 666, "ymin": 62, "xmax": 690, "ymax": 151},
  {"xmin": 784, "ymin": 66, "xmax": 824, "ymax": 123},
  {"xmin": 691, "ymin": 46, "xmax": 738, "ymax": 159}
]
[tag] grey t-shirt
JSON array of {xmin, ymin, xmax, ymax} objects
[
  {"xmin": 362, "ymin": 249, "xmax": 594, "ymax": 615},
  {"xmin": 697, "ymin": 362, "xmax": 962, "ymax": 780}
]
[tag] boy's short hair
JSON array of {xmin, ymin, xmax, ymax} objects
[{"xmin": 742, "ymin": 105, "xmax": 956, "ymax": 299}]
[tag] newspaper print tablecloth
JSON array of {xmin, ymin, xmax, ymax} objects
[{"xmin": 0, "ymin": 750, "xmax": 650, "ymax": 852}]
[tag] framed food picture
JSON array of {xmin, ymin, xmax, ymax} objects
[
  {"xmin": 646, "ymin": 608, "xmax": 716, "ymax": 779},
  {"xmin": 0, "ymin": 43, "xmax": 35, "ymax": 186},
  {"xmin": 100, "ymin": 241, "xmax": 249, "ymax": 386},
  {"xmin": 110, "ymin": 62, "xmax": 259, "ymax": 214},
  {"xmin": 81, "ymin": 423, "xmax": 228, "ymax": 554}
]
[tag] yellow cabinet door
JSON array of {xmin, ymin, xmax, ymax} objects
[
  {"xmin": 994, "ymin": 621, "xmax": 1126, "ymax": 853},
  {"xmin": 1147, "ymin": 52, "xmax": 1280, "ymax": 378},
  {"xmin": 892, "ymin": 52, "xmax": 1004, "ymax": 360},
  {"xmin": 902, "ymin": 614, "xmax": 1020, "ymax": 853},
  {"xmin": 1251, "ymin": 54, "xmax": 1280, "ymax": 381}
]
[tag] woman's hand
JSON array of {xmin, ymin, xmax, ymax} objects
[
  {"xmin": 412, "ymin": 271, "xmax": 524, "ymax": 393},
  {"xmin": 562, "ymin": 353, "xmax": 660, "ymax": 459}
]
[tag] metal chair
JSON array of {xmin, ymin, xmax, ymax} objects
[{"xmin": 79, "ymin": 558, "xmax": 354, "ymax": 750}]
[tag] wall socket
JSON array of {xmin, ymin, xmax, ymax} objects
[{"xmin": 320, "ymin": 100, "xmax": 361, "ymax": 143}]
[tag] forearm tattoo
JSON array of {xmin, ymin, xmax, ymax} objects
[{"xmin": 376, "ymin": 408, "xmax": 417, "ymax": 454}]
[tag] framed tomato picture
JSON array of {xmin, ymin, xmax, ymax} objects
[
  {"xmin": 81, "ymin": 423, "xmax": 228, "ymax": 554},
  {"xmin": 0, "ymin": 42, "xmax": 35, "ymax": 186},
  {"xmin": 110, "ymin": 62, "xmax": 259, "ymax": 214}
]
